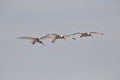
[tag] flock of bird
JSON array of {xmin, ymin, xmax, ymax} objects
[{"xmin": 17, "ymin": 32, "xmax": 104, "ymax": 46}]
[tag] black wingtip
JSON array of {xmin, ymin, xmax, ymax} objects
[
  {"xmin": 72, "ymin": 37, "xmax": 76, "ymax": 40},
  {"xmin": 17, "ymin": 37, "xmax": 20, "ymax": 39}
]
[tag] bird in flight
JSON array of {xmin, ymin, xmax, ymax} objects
[
  {"xmin": 40, "ymin": 33, "xmax": 76, "ymax": 43},
  {"xmin": 72, "ymin": 32, "xmax": 104, "ymax": 37},
  {"xmin": 17, "ymin": 37, "xmax": 44, "ymax": 46},
  {"xmin": 40, "ymin": 33, "xmax": 66, "ymax": 43}
]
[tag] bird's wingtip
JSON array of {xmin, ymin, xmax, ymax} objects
[
  {"xmin": 17, "ymin": 37, "xmax": 21, "ymax": 39},
  {"xmin": 101, "ymin": 33, "xmax": 104, "ymax": 35}
]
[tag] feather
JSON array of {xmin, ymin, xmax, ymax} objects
[{"xmin": 17, "ymin": 37, "xmax": 35, "ymax": 40}]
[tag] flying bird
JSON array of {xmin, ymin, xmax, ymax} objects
[
  {"xmin": 72, "ymin": 32, "xmax": 104, "ymax": 37},
  {"xmin": 17, "ymin": 37, "xmax": 44, "ymax": 46},
  {"xmin": 40, "ymin": 33, "xmax": 66, "ymax": 43}
]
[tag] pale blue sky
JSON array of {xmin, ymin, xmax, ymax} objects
[{"xmin": 0, "ymin": 0, "xmax": 120, "ymax": 80}]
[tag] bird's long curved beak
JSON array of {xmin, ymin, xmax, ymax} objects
[
  {"xmin": 62, "ymin": 37, "xmax": 66, "ymax": 41},
  {"xmin": 41, "ymin": 42, "xmax": 45, "ymax": 46},
  {"xmin": 39, "ymin": 41, "xmax": 45, "ymax": 46},
  {"xmin": 63, "ymin": 37, "xmax": 66, "ymax": 40}
]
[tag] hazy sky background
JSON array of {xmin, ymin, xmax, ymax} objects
[{"xmin": 0, "ymin": 0, "xmax": 120, "ymax": 80}]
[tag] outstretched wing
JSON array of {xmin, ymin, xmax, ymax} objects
[
  {"xmin": 70, "ymin": 32, "xmax": 82, "ymax": 35},
  {"xmin": 89, "ymin": 32, "xmax": 104, "ymax": 35},
  {"xmin": 63, "ymin": 34, "xmax": 76, "ymax": 40},
  {"xmin": 72, "ymin": 32, "xmax": 104, "ymax": 35},
  {"xmin": 40, "ymin": 34, "xmax": 57, "ymax": 40},
  {"xmin": 63, "ymin": 34, "xmax": 71, "ymax": 38},
  {"xmin": 17, "ymin": 37, "xmax": 35, "ymax": 40}
]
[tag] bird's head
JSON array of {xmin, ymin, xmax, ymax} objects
[{"xmin": 87, "ymin": 32, "xmax": 92, "ymax": 36}]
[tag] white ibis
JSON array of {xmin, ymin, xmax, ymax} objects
[
  {"xmin": 17, "ymin": 37, "xmax": 44, "ymax": 46},
  {"xmin": 72, "ymin": 32, "xmax": 104, "ymax": 37},
  {"xmin": 40, "ymin": 33, "xmax": 66, "ymax": 43}
]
